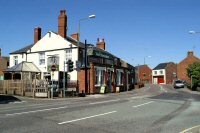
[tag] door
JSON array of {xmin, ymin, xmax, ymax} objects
[
  {"xmin": 107, "ymin": 70, "xmax": 112, "ymax": 92},
  {"xmin": 158, "ymin": 76, "xmax": 164, "ymax": 84},
  {"xmin": 153, "ymin": 77, "xmax": 158, "ymax": 84}
]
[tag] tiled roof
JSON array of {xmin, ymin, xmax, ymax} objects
[
  {"xmin": 10, "ymin": 44, "xmax": 33, "ymax": 54},
  {"xmin": 153, "ymin": 63, "xmax": 168, "ymax": 70}
]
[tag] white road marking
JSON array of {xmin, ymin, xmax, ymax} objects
[
  {"xmin": 132, "ymin": 101, "xmax": 154, "ymax": 108},
  {"xmin": 89, "ymin": 99, "xmax": 120, "ymax": 105},
  {"xmin": 180, "ymin": 125, "xmax": 200, "ymax": 133},
  {"xmin": 130, "ymin": 95, "xmax": 148, "ymax": 99},
  {"xmin": 6, "ymin": 106, "xmax": 68, "ymax": 116},
  {"xmin": 9, "ymin": 101, "xmax": 27, "ymax": 104},
  {"xmin": 58, "ymin": 111, "xmax": 117, "ymax": 125}
]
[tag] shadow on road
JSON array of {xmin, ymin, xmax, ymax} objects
[
  {"xmin": 0, "ymin": 95, "xmax": 21, "ymax": 104},
  {"xmin": 148, "ymin": 90, "xmax": 200, "ymax": 102}
]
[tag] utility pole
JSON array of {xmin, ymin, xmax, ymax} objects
[{"xmin": 85, "ymin": 40, "xmax": 88, "ymax": 94}]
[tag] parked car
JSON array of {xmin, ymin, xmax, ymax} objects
[{"xmin": 173, "ymin": 80, "xmax": 184, "ymax": 89}]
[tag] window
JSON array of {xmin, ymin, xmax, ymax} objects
[
  {"xmin": 143, "ymin": 73, "xmax": 146, "ymax": 78},
  {"xmin": 66, "ymin": 49, "xmax": 72, "ymax": 61},
  {"xmin": 154, "ymin": 71, "xmax": 157, "ymax": 75},
  {"xmin": 116, "ymin": 70, "xmax": 123, "ymax": 85},
  {"xmin": 14, "ymin": 56, "xmax": 18, "ymax": 65},
  {"xmin": 160, "ymin": 70, "xmax": 163, "ymax": 74},
  {"xmin": 95, "ymin": 68, "xmax": 105, "ymax": 86},
  {"xmin": 39, "ymin": 52, "xmax": 45, "ymax": 65}
]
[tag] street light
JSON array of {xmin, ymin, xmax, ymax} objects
[
  {"xmin": 78, "ymin": 14, "xmax": 96, "ymax": 42},
  {"xmin": 78, "ymin": 14, "xmax": 96, "ymax": 95}
]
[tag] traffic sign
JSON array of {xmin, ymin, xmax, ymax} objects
[{"xmin": 51, "ymin": 64, "xmax": 56, "ymax": 71}]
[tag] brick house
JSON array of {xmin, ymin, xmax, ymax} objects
[
  {"xmin": 135, "ymin": 65, "xmax": 152, "ymax": 84},
  {"xmin": 177, "ymin": 51, "xmax": 200, "ymax": 83},
  {"xmin": 0, "ymin": 49, "xmax": 9, "ymax": 80},
  {"xmin": 152, "ymin": 62, "xmax": 177, "ymax": 84},
  {"xmin": 74, "ymin": 37, "xmax": 135, "ymax": 94}
]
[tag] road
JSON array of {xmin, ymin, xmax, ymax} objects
[{"xmin": 0, "ymin": 84, "xmax": 200, "ymax": 133}]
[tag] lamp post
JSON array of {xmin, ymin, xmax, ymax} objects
[
  {"xmin": 78, "ymin": 14, "xmax": 96, "ymax": 94},
  {"xmin": 78, "ymin": 14, "xmax": 96, "ymax": 42}
]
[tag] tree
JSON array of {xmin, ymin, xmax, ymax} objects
[{"xmin": 187, "ymin": 62, "xmax": 200, "ymax": 90}]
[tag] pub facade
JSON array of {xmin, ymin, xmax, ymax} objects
[{"xmin": 78, "ymin": 39, "xmax": 135, "ymax": 94}]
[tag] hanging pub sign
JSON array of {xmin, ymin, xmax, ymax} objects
[
  {"xmin": 87, "ymin": 46, "xmax": 93, "ymax": 56},
  {"xmin": 47, "ymin": 56, "xmax": 59, "ymax": 72}
]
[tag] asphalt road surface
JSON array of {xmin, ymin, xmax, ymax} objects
[{"xmin": 0, "ymin": 84, "xmax": 200, "ymax": 133}]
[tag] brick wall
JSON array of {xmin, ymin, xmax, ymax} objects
[
  {"xmin": 58, "ymin": 10, "xmax": 67, "ymax": 38},
  {"xmin": 78, "ymin": 69, "xmax": 86, "ymax": 93},
  {"xmin": 177, "ymin": 51, "xmax": 200, "ymax": 83},
  {"xmin": 166, "ymin": 63, "xmax": 177, "ymax": 84},
  {"xmin": 78, "ymin": 63, "xmax": 95, "ymax": 94},
  {"xmin": 0, "ymin": 57, "xmax": 9, "ymax": 76},
  {"xmin": 138, "ymin": 65, "xmax": 152, "ymax": 84}
]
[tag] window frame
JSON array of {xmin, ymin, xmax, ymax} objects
[
  {"xmin": 39, "ymin": 52, "xmax": 45, "ymax": 66},
  {"xmin": 14, "ymin": 56, "xmax": 18, "ymax": 65}
]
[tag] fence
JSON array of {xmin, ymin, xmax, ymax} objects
[
  {"xmin": 0, "ymin": 79, "xmax": 48, "ymax": 97},
  {"xmin": 0, "ymin": 79, "xmax": 79, "ymax": 98}
]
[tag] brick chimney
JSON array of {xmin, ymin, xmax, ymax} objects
[
  {"xmin": 71, "ymin": 33, "xmax": 79, "ymax": 41},
  {"xmin": 58, "ymin": 10, "xmax": 67, "ymax": 38},
  {"xmin": 34, "ymin": 27, "xmax": 41, "ymax": 44},
  {"xmin": 187, "ymin": 51, "xmax": 194, "ymax": 57},
  {"xmin": 97, "ymin": 38, "xmax": 106, "ymax": 50}
]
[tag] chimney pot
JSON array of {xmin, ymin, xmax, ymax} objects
[
  {"xmin": 188, "ymin": 51, "xmax": 194, "ymax": 56},
  {"xmin": 58, "ymin": 10, "xmax": 67, "ymax": 38},
  {"xmin": 97, "ymin": 38, "xmax": 106, "ymax": 50},
  {"xmin": 71, "ymin": 33, "xmax": 79, "ymax": 41},
  {"xmin": 34, "ymin": 27, "xmax": 41, "ymax": 44}
]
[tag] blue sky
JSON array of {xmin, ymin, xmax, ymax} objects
[{"xmin": 0, "ymin": 0, "xmax": 200, "ymax": 68}]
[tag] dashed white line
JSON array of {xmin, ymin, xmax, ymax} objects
[
  {"xmin": 89, "ymin": 99, "xmax": 120, "ymax": 105},
  {"xmin": 6, "ymin": 106, "xmax": 68, "ymax": 116},
  {"xmin": 58, "ymin": 111, "xmax": 117, "ymax": 125},
  {"xmin": 132, "ymin": 101, "xmax": 154, "ymax": 108}
]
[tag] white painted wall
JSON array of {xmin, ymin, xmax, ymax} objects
[
  {"xmin": 152, "ymin": 69, "xmax": 166, "ymax": 84},
  {"xmin": 10, "ymin": 32, "xmax": 79, "ymax": 81},
  {"xmin": 10, "ymin": 53, "xmax": 27, "ymax": 67}
]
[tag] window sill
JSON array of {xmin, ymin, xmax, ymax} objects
[{"xmin": 95, "ymin": 84, "xmax": 106, "ymax": 87}]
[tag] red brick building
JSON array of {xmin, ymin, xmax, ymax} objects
[
  {"xmin": 77, "ymin": 39, "xmax": 135, "ymax": 94},
  {"xmin": 0, "ymin": 50, "xmax": 9, "ymax": 80},
  {"xmin": 135, "ymin": 65, "xmax": 152, "ymax": 84},
  {"xmin": 177, "ymin": 51, "xmax": 200, "ymax": 83}
]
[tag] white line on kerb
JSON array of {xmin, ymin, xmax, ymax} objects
[
  {"xmin": 6, "ymin": 106, "xmax": 68, "ymax": 116},
  {"xmin": 133, "ymin": 101, "xmax": 154, "ymax": 108},
  {"xmin": 89, "ymin": 99, "xmax": 120, "ymax": 105},
  {"xmin": 58, "ymin": 111, "xmax": 117, "ymax": 125}
]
